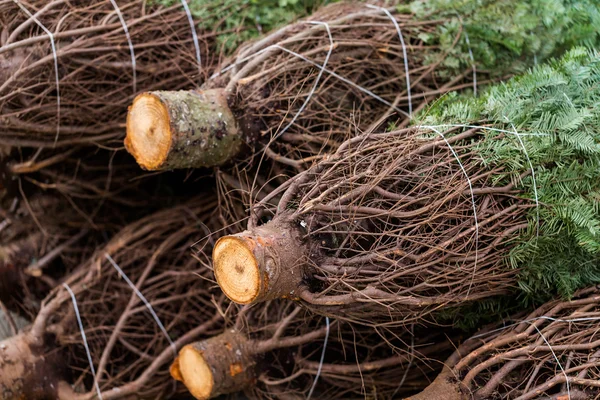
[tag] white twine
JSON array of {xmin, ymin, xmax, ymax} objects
[
  {"xmin": 271, "ymin": 21, "xmax": 334, "ymax": 141},
  {"xmin": 178, "ymin": 0, "xmax": 202, "ymax": 76},
  {"xmin": 63, "ymin": 283, "xmax": 103, "ymax": 400},
  {"xmin": 531, "ymin": 323, "xmax": 570, "ymax": 399},
  {"xmin": 13, "ymin": 0, "xmax": 61, "ymax": 144},
  {"xmin": 209, "ymin": 28, "xmax": 410, "ymax": 118},
  {"xmin": 366, "ymin": 4, "xmax": 412, "ymax": 116},
  {"xmin": 425, "ymin": 126, "xmax": 479, "ymax": 296},
  {"xmin": 424, "ymin": 121, "xmax": 543, "ymax": 237},
  {"xmin": 420, "ymin": 123, "xmax": 550, "ymax": 137},
  {"xmin": 104, "ymin": 253, "xmax": 177, "ymax": 358},
  {"xmin": 271, "ymin": 45, "xmax": 410, "ymax": 118},
  {"xmin": 307, "ymin": 317, "xmax": 330, "ymax": 400},
  {"xmin": 504, "ymin": 117, "xmax": 540, "ymax": 238}
]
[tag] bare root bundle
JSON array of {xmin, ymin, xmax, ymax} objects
[
  {"xmin": 0, "ymin": 195, "xmax": 243, "ymax": 399},
  {"xmin": 212, "ymin": 126, "xmax": 532, "ymax": 325},
  {"xmin": 0, "ymin": 147, "xmax": 200, "ymax": 316},
  {"xmin": 124, "ymin": 2, "xmax": 483, "ymax": 172},
  {"xmin": 172, "ymin": 301, "xmax": 457, "ymax": 399},
  {"xmin": 124, "ymin": 0, "xmax": 600, "ymax": 174},
  {"xmin": 213, "ymin": 49, "xmax": 600, "ymax": 326},
  {"xmin": 0, "ymin": 0, "xmax": 219, "ymax": 148},
  {"xmin": 410, "ymin": 286, "xmax": 600, "ymax": 400}
]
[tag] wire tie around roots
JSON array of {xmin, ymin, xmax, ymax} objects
[
  {"xmin": 271, "ymin": 20, "xmax": 333, "ymax": 142},
  {"xmin": 425, "ymin": 125, "xmax": 479, "ymax": 294},
  {"xmin": 307, "ymin": 317, "xmax": 330, "ymax": 400},
  {"xmin": 503, "ymin": 116, "xmax": 540, "ymax": 238},
  {"xmin": 531, "ymin": 324, "xmax": 570, "ymax": 399},
  {"xmin": 107, "ymin": 0, "xmax": 137, "ymax": 94},
  {"xmin": 104, "ymin": 253, "xmax": 177, "ymax": 358},
  {"xmin": 63, "ymin": 282, "xmax": 103, "ymax": 400},
  {"xmin": 209, "ymin": 26, "xmax": 410, "ymax": 119},
  {"xmin": 179, "ymin": 0, "xmax": 202, "ymax": 77}
]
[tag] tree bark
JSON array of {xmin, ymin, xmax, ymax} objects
[
  {"xmin": 125, "ymin": 89, "xmax": 242, "ymax": 170},
  {"xmin": 213, "ymin": 217, "xmax": 307, "ymax": 304}
]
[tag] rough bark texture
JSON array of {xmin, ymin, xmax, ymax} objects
[
  {"xmin": 213, "ymin": 217, "xmax": 308, "ymax": 304},
  {"xmin": 171, "ymin": 330, "xmax": 255, "ymax": 399},
  {"xmin": 406, "ymin": 367, "xmax": 465, "ymax": 400},
  {"xmin": 125, "ymin": 89, "xmax": 242, "ymax": 170},
  {"xmin": 0, "ymin": 232, "xmax": 43, "ymax": 306},
  {"xmin": 0, "ymin": 332, "xmax": 64, "ymax": 400},
  {"xmin": 0, "ymin": 145, "xmax": 14, "ymax": 201}
]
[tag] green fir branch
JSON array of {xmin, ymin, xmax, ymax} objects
[{"xmin": 423, "ymin": 48, "xmax": 600, "ymax": 305}]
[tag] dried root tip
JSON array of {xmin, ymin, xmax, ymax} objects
[
  {"xmin": 0, "ymin": 332, "xmax": 63, "ymax": 400},
  {"xmin": 213, "ymin": 219, "xmax": 306, "ymax": 305},
  {"xmin": 171, "ymin": 331, "xmax": 255, "ymax": 400},
  {"xmin": 125, "ymin": 89, "xmax": 242, "ymax": 170}
]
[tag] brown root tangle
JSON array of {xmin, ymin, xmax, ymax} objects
[
  {"xmin": 173, "ymin": 301, "xmax": 459, "ymax": 399},
  {"xmin": 0, "ymin": 194, "xmax": 101, "ymax": 317},
  {"xmin": 214, "ymin": 126, "xmax": 531, "ymax": 326},
  {"xmin": 0, "ymin": 195, "xmax": 244, "ymax": 399},
  {"xmin": 0, "ymin": 0, "xmax": 219, "ymax": 149},
  {"xmin": 410, "ymin": 286, "xmax": 600, "ymax": 400}
]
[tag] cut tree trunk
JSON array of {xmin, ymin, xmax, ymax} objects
[{"xmin": 125, "ymin": 89, "xmax": 242, "ymax": 170}]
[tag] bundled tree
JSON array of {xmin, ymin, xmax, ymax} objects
[
  {"xmin": 0, "ymin": 146, "xmax": 207, "ymax": 317},
  {"xmin": 125, "ymin": 0, "xmax": 600, "ymax": 175},
  {"xmin": 0, "ymin": 195, "xmax": 242, "ymax": 399},
  {"xmin": 0, "ymin": 0, "xmax": 217, "ymax": 148},
  {"xmin": 410, "ymin": 286, "xmax": 600, "ymax": 400},
  {"xmin": 211, "ymin": 48, "xmax": 600, "ymax": 326},
  {"xmin": 171, "ymin": 301, "xmax": 457, "ymax": 400}
]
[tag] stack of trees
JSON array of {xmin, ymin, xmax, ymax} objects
[
  {"xmin": 0, "ymin": 0, "xmax": 323, "ymax": 148},
  {"xmin": 0, "ymin": 0, "xmax": 318, "ymax": 312},
  {"xmin": 2, "ymin": 0, "xmax": 600, "ymax": 399}
]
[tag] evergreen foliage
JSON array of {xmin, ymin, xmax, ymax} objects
[
  {"xmin": 154, "ymin": 0, "xmax": 328, "ymax": 52},
  {"xmin": 421, "ymin": 48, "xmax": 600, "ymax": 309},
  {"xmin": 406, "ymin": 0, "xmax": 600, "ymax": 79}
]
